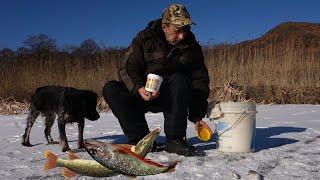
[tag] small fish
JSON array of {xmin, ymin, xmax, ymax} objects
[
  {"xmin": 44, "ymin": 151, "xmax": 117, "ymax": 177},
  {"xmin": 44, "ymin": 127, "xmax": 161, "ymax": 178},
  {"xmin": 84, "ymin": 140, "xmax": 179, "ymax": 176}
]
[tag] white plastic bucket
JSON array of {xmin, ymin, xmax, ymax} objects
[{"xmin": 215, "ymin": 102, "xmax": 257, "ymax": 153}]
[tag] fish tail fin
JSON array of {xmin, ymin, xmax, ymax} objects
[
  {"xmin": 61, "ymin": 168, "xmax": 77, "ymax": 178},
  {"xmin": 67, "ymin": 153, "xmax": 79, "ymax": 160},
  {"xmin": 44, "ymin": 150, "xmax": 57, "ymax": 171},
  {"xmin": 167, "ymin": 160, "xmax": 181, "ymax": 173}
]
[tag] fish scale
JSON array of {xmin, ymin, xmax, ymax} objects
[
  {"xmin": 56, "ymin": 158, "xmax": 117, "ymax": 177},
  {"xmin": 103, "ymin": 153, "xmax": 167, "ymax": 175}
]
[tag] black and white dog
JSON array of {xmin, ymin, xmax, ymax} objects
[{"xmin": 21, "ymin": 86, "xmax": 100, "ymax": 152}]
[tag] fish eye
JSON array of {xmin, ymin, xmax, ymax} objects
[{"xmin": 89, "ymin": 148, "xmax": 97, "ymax": 154}]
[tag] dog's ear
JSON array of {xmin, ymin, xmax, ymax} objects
[
  {"xmin": 84, "ymin": 91, "xmax": 98, "ymax": 103},
  {"xmin": 87, "ymin": 91, "xmax": 98, "ymax": 100},
  {"xmin": 81, "ymin": 91, "xmax": 100, "ymax": 120},
  {"xmin": 77, "ymin": 90, "xmax": 97, "ymax": 110}
]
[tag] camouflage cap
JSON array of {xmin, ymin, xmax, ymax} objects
[{"xmin": 162, "ymin": 4, "xmax": 195, "ymax": 27}]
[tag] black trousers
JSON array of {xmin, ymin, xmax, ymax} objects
[{"xmin": 103, "ymin": 73, "xmax": 192, "ymax": 144}]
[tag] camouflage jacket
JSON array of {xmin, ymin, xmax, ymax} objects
[{"xmin": 118, "ymin": 19, "xmax": 210, "ymax": 122}]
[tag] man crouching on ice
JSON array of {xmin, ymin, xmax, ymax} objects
[{"xmin": 103, "ymin": 4, "xmax": 210, "ymax": 157}]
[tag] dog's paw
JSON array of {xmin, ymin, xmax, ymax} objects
[
  {"xmin": 78, "ymin": 143, "xmax": 85, "ymax": 149},
  {"xmin": 62, "ymin": 147, "xmax": 71, "ymax": 152},
  {"xmin": 21, "ymin": 142, "xmax": 32, "ymax": 147},
  {"xmin": 47, "ymin": 141, "xmax": 59, "ymax": 145}
]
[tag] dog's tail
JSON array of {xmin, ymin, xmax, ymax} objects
[{"xmin": 44, "ymin": 150, "xmax": 57, "ymax": 171}]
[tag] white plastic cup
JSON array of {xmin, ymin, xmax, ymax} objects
[{"xmin": 145, "ymin": 74, "xmax": 163, "ymax": 93}]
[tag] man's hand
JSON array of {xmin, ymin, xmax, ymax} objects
[
  {"xmin": 195, "ymin": 119, "xmax": 213, "ymax": 141},
  {"xmin": 195, "ymin": 119, "xmax": 211, "ymax": 133},
  {"xmin": 138, "ymin": 87, "xmax": 160, "ymax": 101}
]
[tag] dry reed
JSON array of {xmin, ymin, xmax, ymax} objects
[{"xmin": 0, "ymin": 29, "xmax": 319, "ymax": 108}]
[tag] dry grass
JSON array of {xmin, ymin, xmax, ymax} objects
[
  {"xmin": 0, "ymin": 97, "xmax": 29, "ymax": 115},
  {"xmin": 204, "ymin": 32, "xmax": 320, "ymax": 104},
  {"xmin": 0, "ymin": 54, "xmax": 123, "ymax": 98},
  {"xmin": 0, "ymin": 22, "xmax": 319, "ymax": 112},
  {"xmin": 213, "ymin": 82, "xmax": 253, "ymax": 103},
  {"xmin": 205, "ymin": 38, "xmax": 320, "ymax": 89}
]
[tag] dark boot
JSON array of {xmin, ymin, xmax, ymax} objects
[
  {"xmin": 165, "ymin": 138, "xmax": 196, "ymax": 157},
  {"xmin": 129, "ymin": 140, "xmax": 166, "ymax": 152},
  {"xmin": 150, "ymin": 141, "xmax": 166, "ymax": 152}
]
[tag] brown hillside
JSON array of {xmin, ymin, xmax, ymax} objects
[{"xmin": 238, "ymin": 22, "xmax": 320, "ymax": 47}]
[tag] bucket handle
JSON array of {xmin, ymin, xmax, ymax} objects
[
  {"xmin": 217, "ymin": 110, "xmax": 252, "ymax": 136},
  {"xmin": 222, "ymin": 110, "xmax": 257, "ymax": 114}
]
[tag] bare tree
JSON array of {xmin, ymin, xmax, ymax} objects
[
  {"xmin": 23, "ymin": 34, "xmax": 57, "ymax": 52},
  {"xmin": 78, "ymin": 39, "xmax": 101, "ymax": 55}
]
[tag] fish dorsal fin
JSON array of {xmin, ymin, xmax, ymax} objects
[
  {"xmin": 113, "ymin": 144, "xmax": 165, "ymax": 168},
  {"xmin": 67, "ymin": 153, "xmax": 79, "ymax": 160},
  {"xmin": 61, "ymin": 168, "xmax": 76, "ymax": 178}
]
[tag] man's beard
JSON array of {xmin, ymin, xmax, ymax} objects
[{"xmin": 167, "ymin": 39, "xmax": 179, "ymax": 45}]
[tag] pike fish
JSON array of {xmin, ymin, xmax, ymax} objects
[
  {"xmin": 84, "ymin": 139, "xmax": 179, "ymax": 176},
  {"xmin": 44, "ymin": 127, "xmax": 161, "ymax": 178}
]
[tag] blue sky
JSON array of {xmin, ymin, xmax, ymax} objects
[{"xmin": 0, "ymin": 0, "xmax": 319, "ymax": 50}]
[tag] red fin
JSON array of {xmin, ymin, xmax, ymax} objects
[
  {"xmin": 61, "ymin": 168, "xmax": 77, "ymax": 178},
  {"xmin": 67, "ymin": 153, "xmax": 79, "ymax": 160},
  {"xmin": 113, "ymin": 144, "xmax": 166, "ymax": 167},
  {"xmin": 44, "ymin": 150, "xmax": 57, "ymax": 171},
  {"xmin": 167, "ymin": 161, "xmax": 180, "ymax": 173},
  {"xmin": 117, "ymin": 144, "xmax": 134, "ymax": 149}
]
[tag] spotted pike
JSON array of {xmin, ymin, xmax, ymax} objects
[
  {"xmin": 44, "ymin": 127, "xmax": 161, "ymax": 178},
  {"xmin": 84, "ymin": 140, "xmax": 179, "ymax": 176}
]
